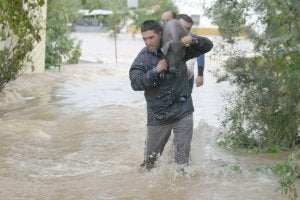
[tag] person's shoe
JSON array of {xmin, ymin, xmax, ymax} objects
[
  {"xmin": 145, "ymin": 162, "xmax": 155, "ymax": 170},
  {"xmin": 175, "ymin": 164, "xmax": 190, "ymax": 176},
  {"xmin": 140, "ymin": 160, "xmax": 155, "ymax": 170},
  {"xmin": 178, "ymin": 167, "xmax": 188, "ymax": 176}
]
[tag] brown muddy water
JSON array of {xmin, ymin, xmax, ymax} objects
[{"xmin": 0, "ymin": 33, "xmax": 298, "ymax": 199}]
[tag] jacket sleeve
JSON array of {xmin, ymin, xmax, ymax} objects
[
  {"xmin": 129, "ymin": 54, "xmax": 161, "ymax": 91},
  {"xmin": 184, "ymin": 36, "xmax": 213, "ymax": 61},
  {"xmin": 197, "ymin": 54, "xmax": 205, "ymax": 76}
]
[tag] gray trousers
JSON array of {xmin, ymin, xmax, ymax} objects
[{"xmin": 145, "ymin": 113, "xmax": 193, "ymax": 165}]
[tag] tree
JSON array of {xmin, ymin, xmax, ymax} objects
[
  {"xmin": 80, "ymin": 0, "xmax": 101, "ymax": 10},
  {"xmin": 102, "ymin": 0, "xmax": 128, "ymax": 32},
  {"xmin": 130, "ymin": 0, "xmax": 178, "ymax": 31},
  {"xmin": 207, "ymin": 0, "xmax": 300, "ymax": 150},
  {"xmin": 0, "ymin": 0, "xmax": 45, "ymax": 91},
  {"xmin": 45, "ymin": 0, "xmax": 81, "ymax": 67}
]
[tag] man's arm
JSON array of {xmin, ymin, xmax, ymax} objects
[
  {"xmin": 197, "ymin": 54, "xmax": 205, "ymax": 76},
  {"xmin": 184, "ymin": 36, "xmax": 213, "ymax": 60},
  {"xmin": 129, "ymin": 55, "xmax": 167, "ymax": 91},
  {"xmin": 196, "ymin": 54, "xmax": 205, "ymax": 87}
]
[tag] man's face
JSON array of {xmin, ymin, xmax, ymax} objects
[
  {"xmin": 161, "ymin": 11, "xmax": 173, "ymax": 24},
  {"xmin": 142, "ymin": 30, "xmax": 161, "ymax": 52},
  {"xmin": 179, "ymin": 19, "xmax": 192, "ymax": 32}
]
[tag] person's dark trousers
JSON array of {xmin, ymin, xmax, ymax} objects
[{"xmin": 142, "ymin": 113, "xmax": 193, "ymax": 169}]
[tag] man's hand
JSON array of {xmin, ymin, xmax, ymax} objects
[
  {"xmin": 181, "ymin": 35, "xmax": 193, "ymax": 47},
  {"xmin": 156, "ymin": 59, "xmax": 168, "ymax": 73},
  {"xmin": 195, "ymin": 75, "xmax": 204, "ymax": 87}
]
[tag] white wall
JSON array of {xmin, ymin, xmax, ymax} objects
[{"xmin": 174, "ymin": 0, "xmax": 217, "ymax": 28}]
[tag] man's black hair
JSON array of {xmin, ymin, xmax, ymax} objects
[
  {"xmin": 141, "ymin": 20, "xmax": 162, "ymax": 34},
  {"xmin": 176, "ymin": 14, "xmax": 194, "ymax": 25}
]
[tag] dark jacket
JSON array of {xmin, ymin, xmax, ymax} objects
[{"xmin": 129, "ymin": 36, "xmax": 213, "ymax": 125}]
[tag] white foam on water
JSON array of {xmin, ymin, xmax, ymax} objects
[
  {"xmin": 54, "ymin": 69, "xmax": 144, "ymax": 111},
  {"xmin": 31, "ymin": 129, "xmax": 52, "ymax": 140},
  {"xmin": 0, "ymin": 89, "xmax": 26, "ymax": 108}
]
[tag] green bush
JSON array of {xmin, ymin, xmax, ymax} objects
[
  {"xmin": 45, "ymin": 0, "xmax": 81, "ymax": 67},
  {"xmin": 209, "ymin": 0, "xmax": 300, "ymax": 150},
  {"xmin": 272, "ymin": 152, "xmax": 300, "ymax": 200}
]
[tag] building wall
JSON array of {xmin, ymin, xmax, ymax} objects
[{"xmin": 174, "ymin": 0, "xmax": 217, "ymax": 28}]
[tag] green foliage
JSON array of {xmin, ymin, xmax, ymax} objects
[
  {"xmin": 66, "ymin": 41, "xmax": 82, "ymax": 64},
  {"xmin": 206, "ymin": 0, "xmax": 247, "ymax": 43},
  {"xmin": 46, "ymin": 0, "xmax": 81, "ymax": 66},
  {"xmin": 102, "ymin": 0, "xmax": 128, "ymax": 32},
  {"xmin": 209, "ymin": 0, "xmax": 300, "ymax": 150},
  {"xmin": 80, "ymin": 0, "xmax": 178, "ymax": 33},
  {"xmin": 80, "ymin": 0, "xmax": 101, "ymax": 10},
  {"xmin": 0, "ymin": 0, "xmax": 45, "ymax": 91},
  {"xmin": 130, "ymin": 0, "xmax": 178, "ymax": 29},
  {"xmin": 80, "ymin": 0, "xmax": 178, "ymax": 35},
  {"xmin": 272, "ymin": 152, "xmax": 300, "ymax": 200}
]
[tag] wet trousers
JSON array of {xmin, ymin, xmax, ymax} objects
[{"xmin": 144, "ymin": 113, "xmax": 193, "ymax": 166}]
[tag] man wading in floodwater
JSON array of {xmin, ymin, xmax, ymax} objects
[{"xmin": 129, "ymin": 20, "xmax": 213, "ymax": 170}]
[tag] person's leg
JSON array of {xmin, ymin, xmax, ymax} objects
[
  {"xmin": 141, "ymin": 124, "xmax": 172, "ymax": 169},
  {"xmin": 172, "ymin": 113, "xmax": 193, "ymax": 165}
]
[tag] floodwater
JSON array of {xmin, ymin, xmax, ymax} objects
[{"xmin": 0, "ymin": 32, "xmax": 297, "ymax": 199}]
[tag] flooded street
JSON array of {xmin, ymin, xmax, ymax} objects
[{"xmin": 0, "ymin": 32, "xmax": 296, "ymax": 199}]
